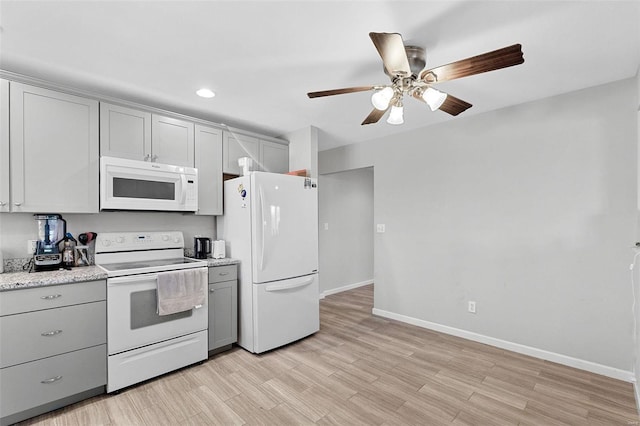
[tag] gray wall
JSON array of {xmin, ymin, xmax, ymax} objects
[
  {"xmin": 319, "ymin": 78, "xmax": 637, "ymax": 373},
  {"xmin": 0, "ymin": 212, "xmax": 216, "ymax": 259},
  {"xmin": 318, "ymin": 167, "xmax": 374, "ymax": 294}
]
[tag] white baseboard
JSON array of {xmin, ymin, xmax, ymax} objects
[
  {"xmin": 372, "ymin": 308, "xmax": 634, "ymax": 383},
  {"xmin": 635, "ymin": 381, "xmax": 640, "ymax": 417},
  {"xmin": 320, "ymin": 279, "xmax": 373, "ymax": 299}
]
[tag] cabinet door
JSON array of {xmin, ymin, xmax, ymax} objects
[
  {"xmin": 99, "ymin": 103, "xmax": 151, "ymax": 161},
  {"xmin": 0, "ymin": 79, "xmax": 9, "ymax": 212},
  {"xmin": 9, "ymin": 83, "xmax": 99, "ymax": 213},
  {"xmin": 260, "ymin": 140, "xmax": 289, "ymax": 173},
  {"xmin": 223, "ymin": 131, "xmax": 259, "ymax": 175},
  {"xmin": 151, "ymin": 114, "xmax": 194, "ymax": 167},
  {"xmin": 195, "ymin": 124, "xmax": 223, "ymax": 215},
  {"xmin": 208, "ymin": 279, "xmax": 238, "ymax": 350}
]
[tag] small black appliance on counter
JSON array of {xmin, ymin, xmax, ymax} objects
[
  {"xmin": 33, "ymin": 213, "xmax": 66, "ymax": 271},
  {"xmin": 194, "ymin": 237, "xmax": 211, "ymax": 259}
]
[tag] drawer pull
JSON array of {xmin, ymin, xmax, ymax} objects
[
  {"xmin": 209, "ymin": 288, "xmax": 215, "ymax": 293},
  {"xmin": 41, "ymin": 375, "xmax": 63, "ymax": 384},
  {"xmin": 41, "ymin": 294, "xmax": 62, "ymax": 300},
  {"xmin": 218, "ymin": 272, "xmax": 229, "ymax": 276},
  {"xmin": 41, "ymin": 329, "xmax": 63, "ymax": 337}
]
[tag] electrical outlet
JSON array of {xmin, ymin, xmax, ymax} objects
[
  {"xmin": 468, "ymin": 301, "xmax": 477, "ymax": 314},
  {"xmin": 323, "ymin": 223, "xmax": 329, "ymax": 231},
  {"xmin": 27, "ymin": 239, "xmax": 37, "ymax": 255},
  {"xmin": 376, "ymin": 224, "xmax": 386, "ymax": 233}
]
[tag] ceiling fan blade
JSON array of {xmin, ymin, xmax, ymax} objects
[
  {"xmin": 412, "ymin": 90, "xmax": 472, "ymax": 116},
  {"xmin": 420, "ymin": 44, "xmax": 524, "ymax": 83},
  {"xmin": 307, "ymin": 86, "xmax": 374, "ymax": 98},
  {"xmin": 361, "ymin": 108, "xmax": 387, "ymax": 125},
  {"xmin": 438, "ymin": 94, "xmax": 472, "ymax": 116},
  {"xmin": 369, "ymin": 32, "xmax": 412, "ymax": 78}
]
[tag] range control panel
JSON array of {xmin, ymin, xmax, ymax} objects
[{"xmin": 95, "ymin": 231, "xmax": 184, "ymax": 254}]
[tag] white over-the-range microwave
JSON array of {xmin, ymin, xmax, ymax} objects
[{"xmin": 100, "ymin": 156, "xmax": 198, "ymax": 212}]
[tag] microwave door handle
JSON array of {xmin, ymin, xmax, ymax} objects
[{"xmin": 180, "ymin": 174, "xmax": 188, "ymax": 205}]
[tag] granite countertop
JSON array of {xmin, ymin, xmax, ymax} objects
[
  {"xmin": 0, "ymin": 266, "xmax": 108, "ymax": 291},
  {"xmin": 198, "ymin": 257, "xmax": 240, "ymax": 267},
  {"xmin": 0, "ymin": 258, "xmax": 239, "ymax": 291}
]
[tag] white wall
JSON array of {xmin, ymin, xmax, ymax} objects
[
  {"xmin": 319, "ymin": 78, "xmax": 637, "ymax": 376},
  {"xmin": 318, "ymin": 167, "xmax": 374, "ymax": 295},
  {"xmin": 0, "ymin": 211, "xmax": 216, "ymax": 259},
  {"xmin": 634, "ymin": 68, "xmax": 640, "ymax": 400},
  {"xmin": 282, "ymin": 126, "xmax": 318, "ymax": 178}
]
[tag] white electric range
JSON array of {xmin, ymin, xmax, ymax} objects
[{"xmin": 95, "ymin": 231, "xmax": 208, "ymax": 393}]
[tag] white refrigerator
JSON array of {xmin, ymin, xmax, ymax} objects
[{"xmin": 217, "ymin": 172, "xmax": 319, "ymax": 353}]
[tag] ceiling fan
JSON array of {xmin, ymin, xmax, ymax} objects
[{"xmin": 307, "ymin": 32, "xmax": 524, "ymax": 125}]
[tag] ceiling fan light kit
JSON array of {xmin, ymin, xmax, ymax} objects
[
  {"xmin": 371, "ymin": 87, "xmax": 394, "ymax": 110},
  {"xmin": 387, "ymin": 103, "xmax": 404, "ymax": 125},
  {"xmin": 307, "ymin": 32, "xmax": 524, "ymax": 126},
  {"xmin": 422, "ymin": 87, "xmax": 447, "ymax": 111}
]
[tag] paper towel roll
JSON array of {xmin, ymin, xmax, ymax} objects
[{"xmin": 213, "ymin": 240, "xmax": 226, "ymax": 259}]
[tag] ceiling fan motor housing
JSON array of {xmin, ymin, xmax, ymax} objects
[{"xmin": 382, "ymin": 45, "xmax": 426, "ymax": 78}]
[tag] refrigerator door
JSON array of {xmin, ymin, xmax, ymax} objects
[
  {"xmin": 253, "ymin": 273, "xmax": 319, "ymax": 353},
  {"xmin": 251, "ymin": 172, "xmax": 318, "ymax": 284}
]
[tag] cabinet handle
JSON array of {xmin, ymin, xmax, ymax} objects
[
  {"xmin": 144, "ymin": 154, "xmax": 151, "ymax": 161},
  {"xmin": 209, "ymin": 288, "xmax": 215, "ymax": 293},
  {"xmin": 41, "ymin": 329, "xmax": 63, "ymax": 337},
  {"xmin": 152, "ymin": 154, "xmax": 158, "ymax": 162},
  {"xmin": 14, "ymin": 202, "xmax": 22, "ymax": 206},
  {"xmin": 41, "ymin": 294, "xmax": 62, "ymax": 300},
  {"xmin": 0, "ymin": 201, "xmax": 5, "ymax": 206},
  {"xmin": 41, "ymin": 375, "xmax": 63, "ymax": 384},
  {"xmin": 219, "ymin": 272, "xmax": 229, "ymax": 276}
]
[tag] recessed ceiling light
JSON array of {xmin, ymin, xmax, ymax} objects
[{"xmin": 196, "ymin": 88, "xmax": 215, "ymax": 98}]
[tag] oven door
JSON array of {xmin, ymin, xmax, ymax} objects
[{"xmin": 107, "ymin": 269, "xmax": 207, "ymax": 355}]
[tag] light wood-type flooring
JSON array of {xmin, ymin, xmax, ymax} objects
[{"xmin": 18, "ymin": 284, "xmax": 639, "ymax": 425}]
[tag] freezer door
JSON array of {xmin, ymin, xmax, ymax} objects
[
  {"xmin": 253, "ymin": 274, "xmax": 319, "ymax": 353},
  {"xmin": 251, "ymin": 172, "xmax": 318, "ymax": 283}
]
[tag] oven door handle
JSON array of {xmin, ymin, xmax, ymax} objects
[{"xmin": 108, "ymin": 273, "xmax": 159, "ymax": 285}]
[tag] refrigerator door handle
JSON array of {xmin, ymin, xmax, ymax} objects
[
  {"xmin": 265, "ymin": 277, "xmax": 314, "ymax": 292},
  {"xmin": 258, "ymin": 185, "xmax": 265, "ymax": 271}
]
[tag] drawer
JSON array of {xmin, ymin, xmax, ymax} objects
[
  {"xmin": 0, "ymin": 280, "xmax": 106, "ymax": 316},
  {"xmin": 0, "ymin": 344, "xmax": 106, "ymax": 418},
  {"xmin": 208, "ymin": 265, "xmax": 237, "ymax": 283},
  {"xmin": 0, "ymin": 301, "xmax": 106, "ymax": 368}
]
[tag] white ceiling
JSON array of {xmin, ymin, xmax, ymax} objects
[{"xmin": 1, "ymin": 1, "xmax": 639, "ymax": 151}]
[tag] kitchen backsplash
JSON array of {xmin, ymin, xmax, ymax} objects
[{"xmin": 0, "ymin": 211, "xmax": 216, "ymax": 260}]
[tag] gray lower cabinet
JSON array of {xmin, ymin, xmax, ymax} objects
[
  {"xmin": 208, "ymin": 265, "xmax": 238, "ymax": 352},
  {"xmin": 0, "ymin": 280, "xmax": 106, "ymax": 426}
]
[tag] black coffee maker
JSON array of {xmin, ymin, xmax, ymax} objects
[
  {"xmin": 33, "ymin": 214, "xmax": 66, "ymax": 271},
  {"xmin": 194, "ymin": 237, "xmax": 211, "ymax": 259}
]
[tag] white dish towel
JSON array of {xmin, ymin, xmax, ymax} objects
[{"xmin": 156, "ymin": 268, "xmax": 207, "ymax": 316}]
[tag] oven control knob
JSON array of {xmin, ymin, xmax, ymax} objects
[
  {"xmin": 116, "ymin": 236, "xmax": 124, "ymax": 244},
  {"xmin": 162, "ymin": 235, "xmax": 169, "ymax": 241},
  {"xmin": 102, "ymin": 239, "xmax": 111, "ymax": 247},
  {"xmin": 173, "ymin": 237, "xmax": 180, "ymax": 243}
]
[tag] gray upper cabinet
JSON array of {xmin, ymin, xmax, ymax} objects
[
  {"xmin": 195, "ymin": 124, "xmax": 223, "ymax": 215},
  {"xmin": 223, "ymin": 131, "xmax": 288, "ymax": 175},
  {"xmin": 260, "ymin": 140, "xmax": 289, "ymax": 173},
  {"xmin": 100, "ymin": 103, "xmax": 195, "ymax": 167},
  {"xmin": 99, "ymin": 103, "xmax": 152, "ymax": 161},
  {"xmin": 151, "ymin": 114, "xmax": 194, "ymax": 167},
  {"xmin": 223, "ymin": 131, "xmax": 260, "ymax": 175},
  {"xmin": 9, "ymin": 82, "xmax": 99, "ymax": 213},
  {"xmin": 0, "ymin": 79, "xmax": 9, "ymax": 212}
]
